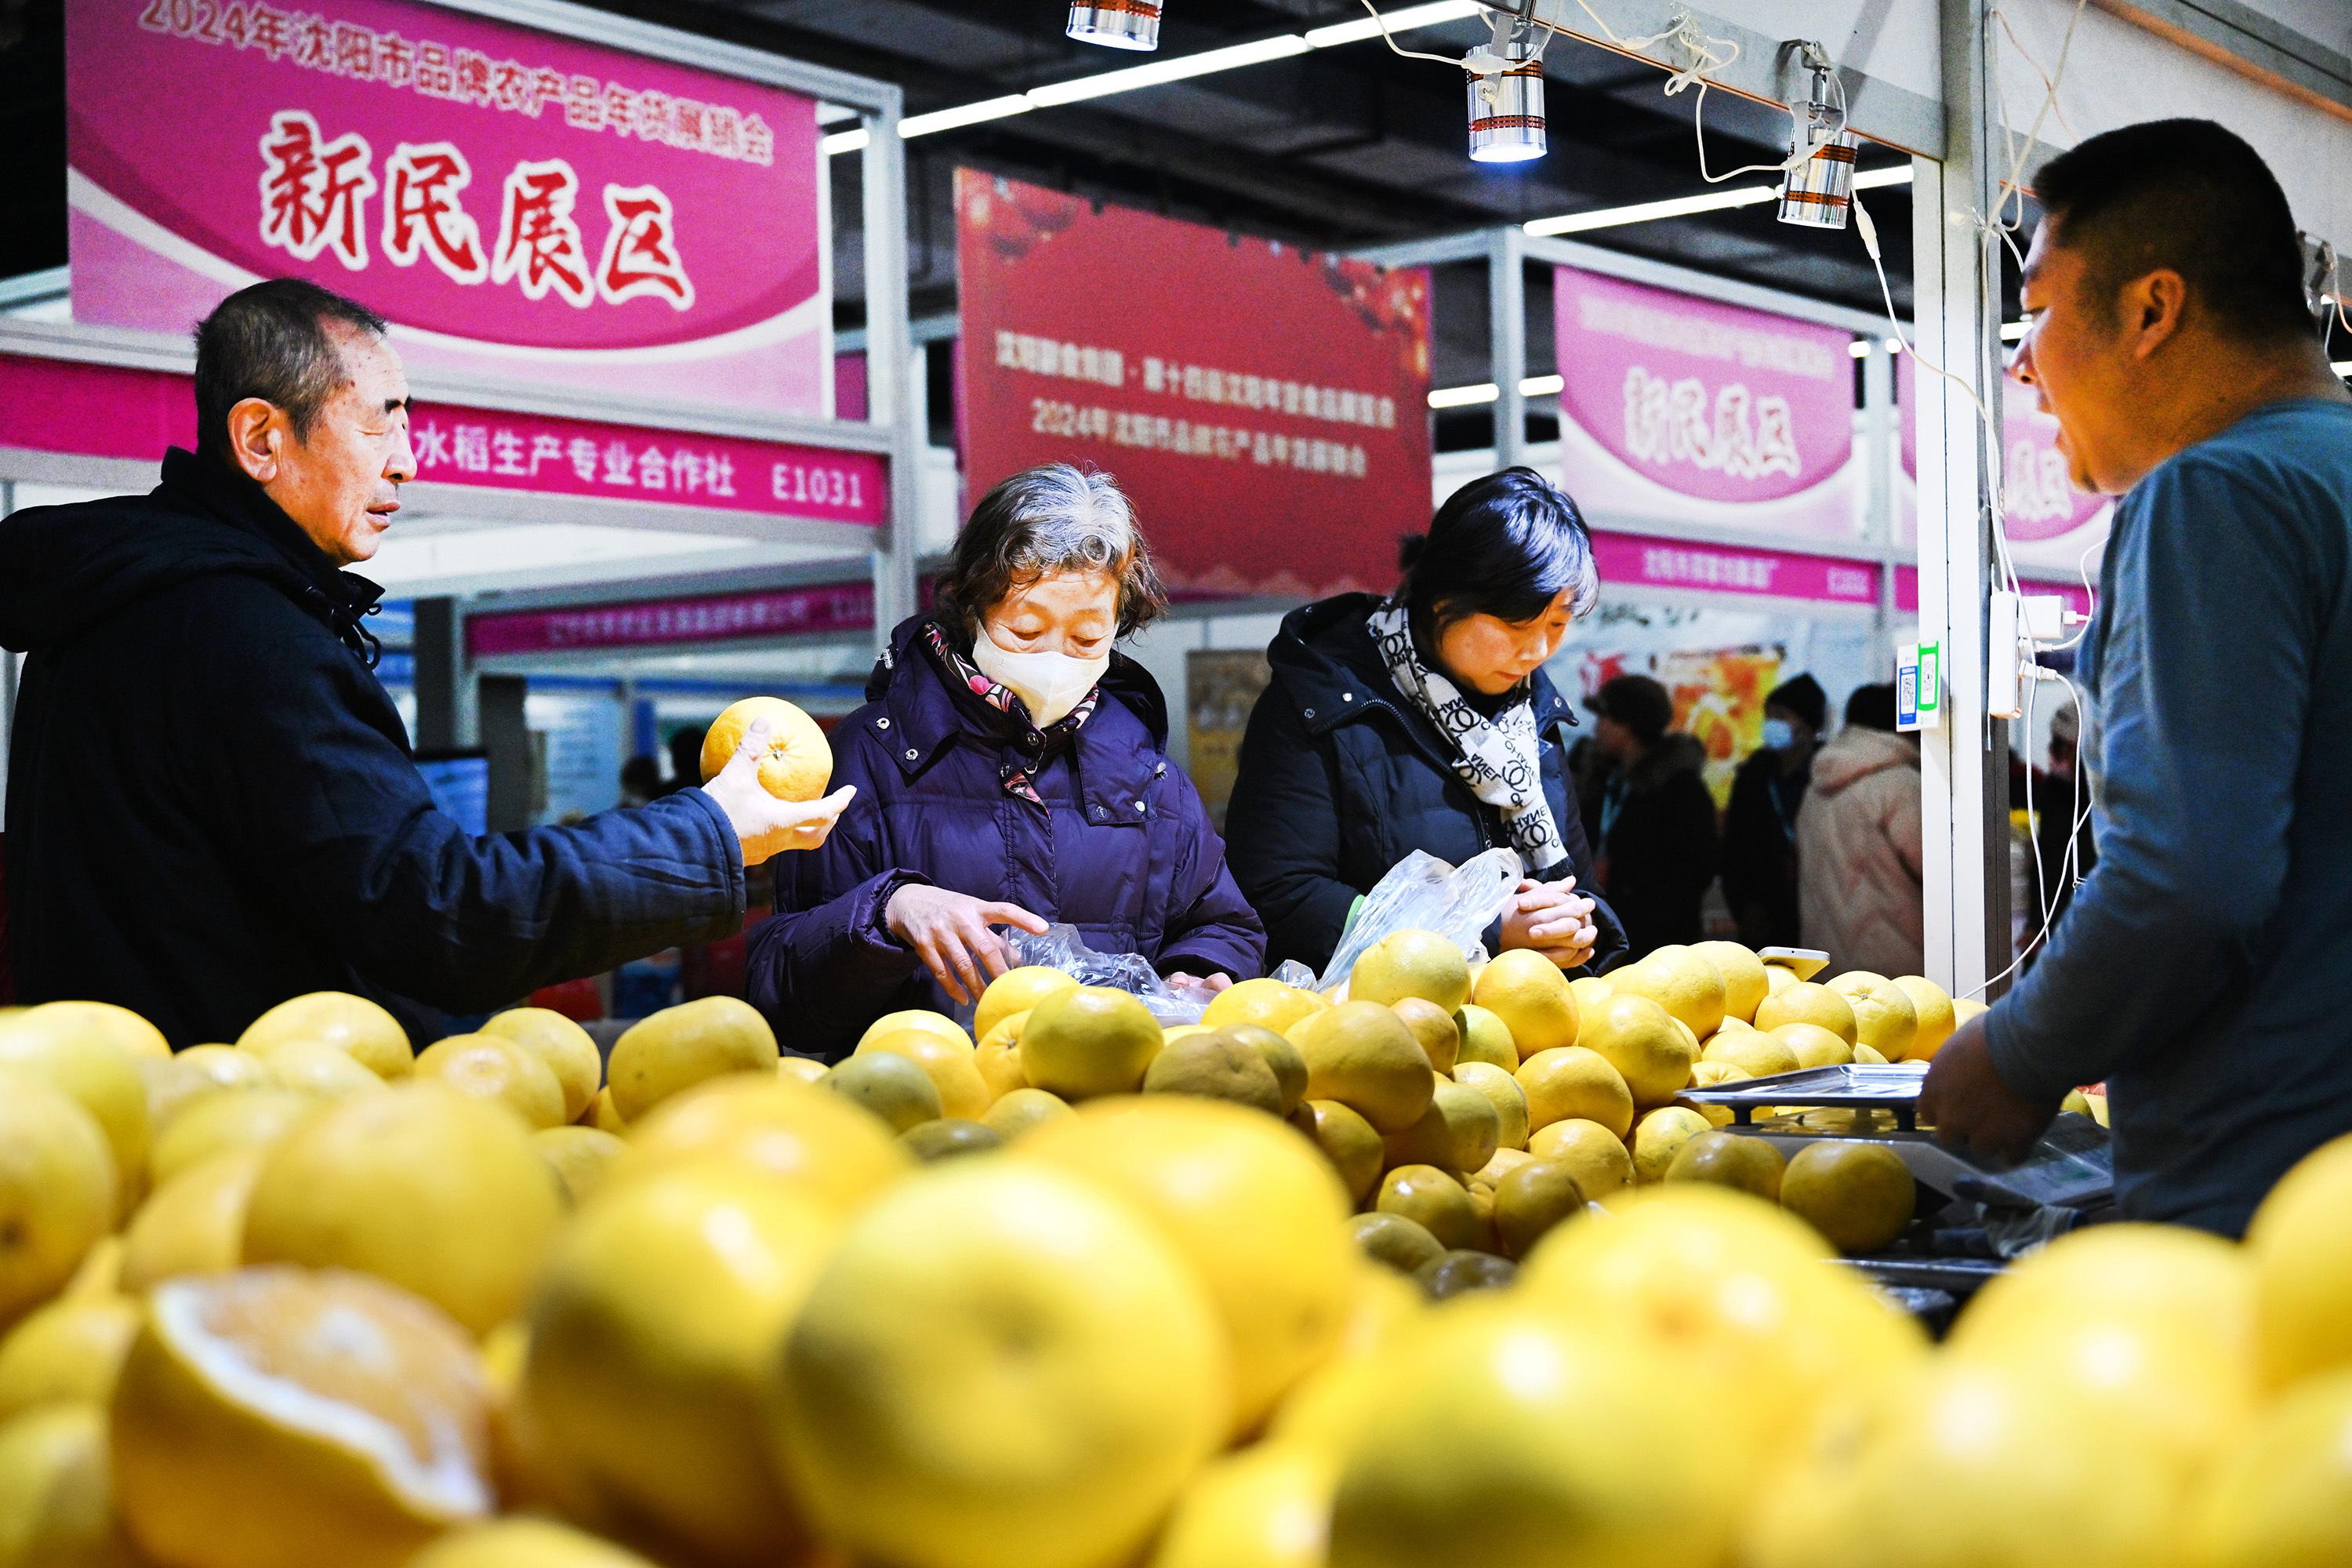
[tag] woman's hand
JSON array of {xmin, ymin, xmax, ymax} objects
[
  {"xmin": 1497, "ymin": 877, "xmax": 1599, "ymax": 970},
  {"xmin": 885, "ymin": 884, "xmax": 1051, "ymax": 1004},
  {"xmin": 1165, "ymin": 971, "xmax": 1235, "ymax": 1000},
  {"xmin": 699, "ymin": 717, "xmax": 857, "ymax": 866}
]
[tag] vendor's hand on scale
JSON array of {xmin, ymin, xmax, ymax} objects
[
  {"xmin": 1499, "ymin": 876, "xmax": 1599, "ymax": 970},
  {"xmin": 700, "ymin": 715, "xmax": 859, "ymax": 866}
]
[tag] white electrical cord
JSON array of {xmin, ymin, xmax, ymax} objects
[
  {"xmin": 1359, "ymin": 0, "xmax": 1470, "ymax": 66},
  {"xmin": 1967, "ymin": 665, "xmax": 2091, "ymax": 1000}
]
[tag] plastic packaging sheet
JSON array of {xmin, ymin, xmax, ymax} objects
[
  {"xmin": 1312, "ymin": 847, "xmax": 1523, "ymax": 996},
  {"xmin": 1001, "ymin": 924, "xmax": 1208, "ymax": 1026}
]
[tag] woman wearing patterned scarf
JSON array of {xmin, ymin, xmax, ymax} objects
[
  {"xmin": 748, "ymin": 465, "xmax": 1264, "ymax": 1058},
  {"xmin": 1225, "ymin": 467, "xmax": 1628, "ymax": 975}
]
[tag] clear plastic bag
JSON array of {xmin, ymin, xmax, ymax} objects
[
  {"xmin": 1313, "ymin": 847, "xmax": 1524, "ymax": 996},
  {"xmin": 999, "ymin": 923, "xmax": 1209, "ymax": 1027}
]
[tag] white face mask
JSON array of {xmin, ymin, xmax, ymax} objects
[{"xmin": 971, "ymin": 631, "xmax": 1109, "ymax": 727}]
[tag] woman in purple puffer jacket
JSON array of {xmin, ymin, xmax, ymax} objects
[{"xmin": 746, "ymin": 464, "xmax": 1265, "ymax": 1059}]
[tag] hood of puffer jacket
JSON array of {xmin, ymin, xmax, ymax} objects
[{"xmin": 1810, "ymin": 726, "xmax": 1921, "ymax": 796}]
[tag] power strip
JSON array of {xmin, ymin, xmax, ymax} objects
[{"xmin": 1987, "ymin": 590, "xmax": 2073, "ymax": 720}]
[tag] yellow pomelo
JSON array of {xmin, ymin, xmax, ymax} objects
[
  {"xmin": 1951, "ymin": 996, "xmax": 1988, "ymax": 1029},
  {"xmin": 1762, "ymin": 963, "xmax": 1800, "ymax": 996},
  {"xmin": 1578, "ymin": 993, "xmax": 1697, "ymax": 1108},
  {"xmin": 1293, "ymin": 1100, "xmax": 1385, "ymax": 1206},
  {"xmin": 1203, "ymin": 978, "xmax": 1329, "ymax": 1037},
  {"xmin": 1690, "ymin": 942, "xmax": 1771, "ymax": 1023},
  {"xmin": 164, "ymin": 1044, "xmax": 274, "ymax": 1101},
  {"xmin": 1780, "ymin": 1142, "xmax": 1915, "ymax": 1254},
  {"xmin": 1381, "ymin": 1078, "xmax": 1502, "ymax": 1178},
  {"xmin": 1471, "ymin": 950, "xmax": 1579, "ymax": 1055},
  {"xmin": 0, "ymin": 1294, "xmax": 140, "ymax": 1421},
  {"xmin": 773, "ymin": 1161, "xmax": 1229, "ymax": 1568},
  {"xmin": 1024, "ymin": 1098, "xmax": 1356, "ymax": 1435},
  {"xmin": 1226, "ymin": 1024, "xmax": 1308, "ymax": 1114},
  {"xmin": 524, "ymin": 1163, "xmax": 840, "ymax": 1567},
  {"xmin": 111, "ymin": 1268, "xmax": 492, "ymax": 1568},
  {"xmin": 1349, "ymin": 931, "xmax": 1472, "ymax": 1014},
  {"xmin": 137, "ymin": 1058, "xmax": 232, "ymax": 1143},
  {"xmin": 1374, "ymin": 1166, "xmax": 1477, "ymax": 1252},
  {"xmin": 975, "ymin": 967, "xmax": 1078, "ymax": 1044},
  {"xmin": 1754, "ymin": 982, "xmax": 1857, "ymax": 1044},
  {"xmin": 1451, "ymin": 1004, "xmax": 1517, "ymax": 1071},
  {"xmin": 1679, "ymin": 1059, "xmax": 1752, "ymax": 1127},
  {"xmin": 477, "ymin": 1323, "xmax": 601, "ymax": 1527},
  {"xmin": 2249, "ymin": 1132, "xmax": 2352, "ymax": 1390},
  {"xmin": 11, "ymin": 1003, "xmax": 169, "ymax": 1065},
  {"xmin": 1143, "ymin": 1029, "xmax": 1285, "ymax": 1116},
  {"xmin": 1524, "ymin": 1118, "xmax": 1634, "ymax": 1197},
  {"xmin": 858, "ymin": 1029, "xmax": 992, "ymax": 1120},
  {"xmin": 236, "ymin": 993, "xmax": 411, "ymax": 1080},
  {"xmin": 408, "ymin": 1517, "xmax": 662, "ymax": 1568},
  {"xmin": 477, "ymin": 1010, "xmax": 601, "ymax": 1124},
  {"xmin": 1704, "ymin": 1029, "xmax": 1801, "ymax": 1080},
  {"xmin": 777, "ymin": 1055, "xmax": 828, "ymax": 1087},
  {"xmin": 698, "ymin": 695, "xmax": 832, "ymax": 800},
  {"xmin": 980, "ymin": 1086, "xmax": 1073, "ymax": 1142},
  {"xmin": 241, "ymin": 1085, "xmax": 562, "ymax": 1336},
  {"xmin": 120, "ymin": 1151, "xmax": 263, "ymax": 1296},
  {"xmin": 0, "ymin": 1401, "xmax": 140, "ymax": 1568},
  {"xmin": 977, "ymin": 1007, "xmax": 1031, "ymax": 1054},
  {"xmin": 616, "ymin": 1075, "xmax": 910, "ymax": 1214},
  {"xmin": 0, "ymin": 1073, "xmax": 115, "ymax": 1333},
  {"xmin": 414, "ymin": 1036, "xmax": 566, "ymax": 1131},
  {"xmin": 1853, "ymin": 1042, "xmax": 1889, "ymax": 1065},
  {"xmin": 1349, "ymin": 1210, "xmax": 1446, "ymax": 1276},
  {"xmin": 608, "ymin": 999, "xmax": 778, "ymax": 1123},
  {"xmin": 1326, "ymin": 1304, "xmax": 1740, "ymax": 1568},
  {"xmin": 1152, "ymin": 1442, "xmax": 1335, "ymax": 1568},
  {"xmin": 1514, "ymin": 1046, "xmax": 1633, "ymax": 1138},
  {"xmin": 1771, "ymin": 1021, "xmax": 1852, "ymax": 1070},
  {"xmin": 1294, "ymin": 1002, "xmax": 1435, "ymax": 1134},
  {"xmin": 822, "ymin": 1053, "xmax": 941, "ymax": 1131},
  {"xmin": 1824, "ymin": 973, "xmax": 1918, "ymax": 1060},
  {"xmin": 1663, "ymin": 1129, "xmax": 1784, "ymax": 1200},
  {"xmin": 974, "ymin": 1039, "xmax": 1029, "ymax": 1102},
  {"xmin": 147, "ymin": 1091, "xmax": 312, "ymax": 1189},
  {"xmin": 1566, "ymin": 975, "xmax": 1614, "ymax": 1013},
  {"xmin": 1019, "ymin": 985, "xmax": 1163, "ymax": 1102},
  {"xmin": 1610, "ymin": 949, "xmax": 1727, "ymax": 1039},
  {"xmin": 1630, "ymin": 1105, "xmax": 1712, "ymax": 1185},
  {"xmin": 1491, "ymin": 1157, "xmax": 1591, "ymax": 1260},
  {"xmin": 0, "ymin": 1026, "xmax": 146, "ymax": 1217},
  {"xmin": 1450, "ymin": 1061, "xmax": 1530, "ymax": 1151},
  {"xmin": 1388, "ymin": 998, "xmax": 1460, "ymax": 1074},
  {"xmin": 858, "ymin": 1009, "xmax": 975, "ymax": 1056},
  {"xmin": 1266, "ymin": 1269, "xmax": 1426, "ymax": 1454},
  {"xmin": 531, "ymin": 1127, "xmax": 626, "ymax": 1207},
  {"xmin": 1476, "ymin": 1145, "xmax": 1537, "ymax": 1186},
  {"xmin": 266, "ymin": 1036, "xmax": 393, "ymax": 1100},
  {"xmin": 1889, "ymin": 977, "xmax": 1958, "ymax": 1061},
  {"xmin": 2184, "ymin": 1369, "xmax": 2352, "ymax": 1568},
  {"xmin": 588, "ymin": 1088, "xmax": 626, "ymax": 1134}
]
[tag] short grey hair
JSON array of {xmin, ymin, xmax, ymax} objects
[
  {"xmin": 194, "ymin": 278, "xmax": 389, "ymax": 462},
  {"xmin": 936, "ymin": 464, "xmax": 1169, "ymax": 638}
]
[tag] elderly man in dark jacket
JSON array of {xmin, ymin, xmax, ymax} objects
[
  {"xmin": 0, "ymin": 279, "xmax": 849, "ymax": 1048},
  {"xmin": 1574, "ymin": 674, "xmax": 1719, "ymax": 960}
]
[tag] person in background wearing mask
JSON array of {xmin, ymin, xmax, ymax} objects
[
  {"xmin": 1795, "ymin": 683, "xmax": 1923, "ymax": 977},
  {"xmin": 749, "ymin": 465, "xmax": 1263, "ymax": 1058},
  {"xmin": 1225, "ymin": 468, "xmax": 1624, "ymax": 977},
  {"xmin": 1720, "ymin": 674, "xmax": 1827, "ymax": 950},
  {"xmin": 1574, "ymin": 673, "xmax": 1719, "ymax": 960}
]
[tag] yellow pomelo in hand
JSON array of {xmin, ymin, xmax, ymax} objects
[
  {"xmin": 1294, "ymin": 1002, "xmax": 1435, "ymax": 1134},
  {"xmin": 1349, "ymin": 931, "xmax": 1472, "ymax": 1014},
  {"xmin": 2185, "ymin": 1369, "xmax": 2352, "ymax": 1568},
  {"xmin": 1690, "ymin": 942, "xmax": 1770, "ymax": 1023},
  {"xmin": 1019, "ymin": 985, "xmax": 1163, "ymax": 1102},
  {"xmin": 1772, "ymin": 1021, "xmax": 1851, "ymax": 1069},
  {"xmin": 1525, "ymin": 1118, "xmax": 1633, "ymax": 1197},
  {"xmin": 237, "ymin": 992, "xmax": 411, "ymax": 1079},
  {"xmin": 1471, "ymin": 950, "xmax": 1579, "ymax": 1055},
  {"xmin": 147, "ymin": 1091, "xmax": 311, "ymax": 1189},
  {"xmin": 111, "ymin": 1269, "xmax": 491, "ymax": 1568},
  {"xmin": 1890, "ymin": 977, "xmax": 1958, "ymax": 1060},
  {"xmin": 0, "ymin": 1077, "xmax": 114, "ymax": 1327},
  {"xmin": 1704, "ymin": 1028, "xmax": 1801, "ymax": 1079},
  {"xmin": 531, "ymin": 1127, "xmax": 626, "ymax": 1207},
  {"xmin": 1152, "ymin": 1442, "xmax": 1335, "ymax": 1568},
  {"xmin": 617, "ymin": 1075, "xmax": 909, "ymax": 1214},
  {"xmin": 975, "ymin": 967, "xmax": 1077, "ymax": 1043},
  {"xmin": 1388, "ymin": 998, "xmax": 1459, "ymax": 1074},
  {"xmin": 699, "ymin": 695, "xmax": 832, "ymax": 800},
  {"xmin": 524, "ymin": 1163, "xmax": 839, "ymax": 1568},
  {"xmin": 1611, "ymin": 949, "xmax": 1727, "ymax": 1039},
  {"xmin": 241, "ymin": 1085, "xmax": 562, "ymax": 1335},
  {"xmin": 0, "ymin": 1025, "xmax": 146, "ymax": 1218},
  {"xmin": 1381, "ymin": 1078, "xmax": 1502, "ymax": 1178},
  {"xmin": 414, "ymin": 1036, "xmax": 566, "ymax": 1130},
  {"xmin": 773, "ymin": 1161, "xmax": 1229, "ymax": 1568},
  {"xmin": 0, "ymin": 1399, "xmax": 141, "ymax": 1568},
  {"xmin": 1753, "ymin": 981, "xmax": 1857, "ymax": 1044},
  {"xmin": 1327, "ymin": 1304, "xmax": 1740, "ymax": 1568},
  {"xmin": 1374, "ymin": 1166, "xmax": 1477, "ymax": 1252},
  {"xmin": 409, "ymin": 1517, "xmax": 662, "ymax": 1568},
  {"xmin": 478, "ymin": 1010, "xmax": 601, "ymax": 1124},
  {"xmin": 1780, "ymin": 1142, "xmax": 1915, "ymax": 1254},
  {"xmin": 1024, "ymin": 1098, "xmax": 1355, "ymax": 1435},
  {"xmin": 981, "ymin": 1086, "xmax": 1073, "ymax": 1142},
  {"xmin": 608, "ymin": 998, "xmax": 778, "ymax": 1123},
  {"xmin": 1293, "ymin": 1100, "xmax": 1385, "ymax": 1205},
  {"xmin": 2249, "ymin": 1132, "xmax": 2352, "ymax": 1390},
  {"xmin": 1203, "ymin": 978, "xmax": 1329, "ymax": 1037},
  {"xmin": 1451, "ymin": 1061, "xmax": 1529, "ymax": 1151},
  {"xmin": 1664, "ymin": 1127, "xmax": 1784, "ymax": 1199},
  {"xmin": 120, "ymin": 1151, "xmax": 264, "ymax": 1294},
  {"xmin": 0, "ymin": 1293, "xmax": 140, "ymax": 1420},
  {"xmin": 1451, "ymin": 1004, "xmax": 1516, "ymax": 1070},
  {"xmin": 1578, "ymin": 993, "xmax": 1697, "ymax": 1108},
  {"xmin": 11, "ymin": 1002, "xmax": 169, "ymax": 1064},
  {"xmin": 1630, "ymin": 1105, "xmax": 1712, "ymax": 1185},
  {"xmin": 858, "ymin": 1009, "xmax": 975, "ymax": 1054},
  {"xmin": 1515, "ymin": 1046, "xmax": 1633, "ymax": 1139},
  {"xmin": 858, "ymin": 1029, "xmax": 992, "ymax": 1120}
]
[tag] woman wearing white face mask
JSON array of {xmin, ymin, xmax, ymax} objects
[{"xmin": 746, "ymin": 464, "xmax": 1265, "ymax": 1058}]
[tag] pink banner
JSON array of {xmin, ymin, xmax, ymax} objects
[
  {"xmin": 1591, "ymin": 530, "xmax": 1879, "ymax": 607},
  {"xmin": 65, "ymin": 0, "xmax": 827, "ymax": 410},
  {"xmin": 1553, "ymin": 267, "xmax": 1861, "ymax": 540},
  {"xmin": 468, "ymin": 580, "xmax": 875, "ymax": 656},
  {"xmin": 1896, "ymin": 356, "xmax": 2112, "ymax": 572},
  {"xmin": 0, "ymin": 354, "xmax": 198, "ymax": 460}
]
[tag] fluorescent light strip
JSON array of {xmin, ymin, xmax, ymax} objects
[
  {"xmin": 1428, "ymin": 373, "xmax": 1563, "ymax": 408},
  {"xmin": 824, "ymin": 2, "xmax": 1483, "ymax": 154},
  {"xmin": 1525, "ymin": 165, "xmax": 1914, "ymax": 238},
  {"xmin": 2336, "ymin": 359, "xmax": 2352, "ymax": 376}
]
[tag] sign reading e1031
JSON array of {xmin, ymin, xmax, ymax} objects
[{"xmin": 771, "ymin": 460, "xmax": 866, "ymax": 511}]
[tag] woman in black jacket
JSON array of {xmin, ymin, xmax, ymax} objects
[{"xmin": 1224, "ymin": 467, "xmax": 1628, "ymax": 975}]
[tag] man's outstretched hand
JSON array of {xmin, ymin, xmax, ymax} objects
[
  {"xmin": 700, "ymin": 716, "xmax": 858, "ymax": 866},
  {"xmin": 1918, "ymin": 1011, "xmax": 2063, "ymax": 1168}
]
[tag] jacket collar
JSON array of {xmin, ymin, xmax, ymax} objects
[
  {"xmin": 158, "ymin": 449, "xmax": 388, "ymax": 662},
  {"xmin": 1269, "ymin": 593, "xmax": 1578, "ymax": 742}
]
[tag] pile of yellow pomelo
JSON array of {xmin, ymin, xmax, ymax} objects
[{"xmin": 2, "ymin": 936, "xmax": 2349, "ymax": 1568}]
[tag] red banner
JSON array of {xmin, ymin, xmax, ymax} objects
[{"xmin": 955, "ymin": 170, "xmax": 1432, "ymax": 601}]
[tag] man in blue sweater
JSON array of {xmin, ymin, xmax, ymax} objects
[{"xmin": 1919, "ymin": 120, "xmax": 2352, "ymax": 1236}]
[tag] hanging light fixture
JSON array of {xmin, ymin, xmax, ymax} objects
[
  {"xmin": 1777, "ymin": 49, "xmax": 1855, "ymax": 228},
  {"xmin": 1465, "ymin": 10, "xmax": 1547, "ymax": 164},
  {"xmin": 1067, "ymin": 0, "xmax": 1162, "ymax": 52}
]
